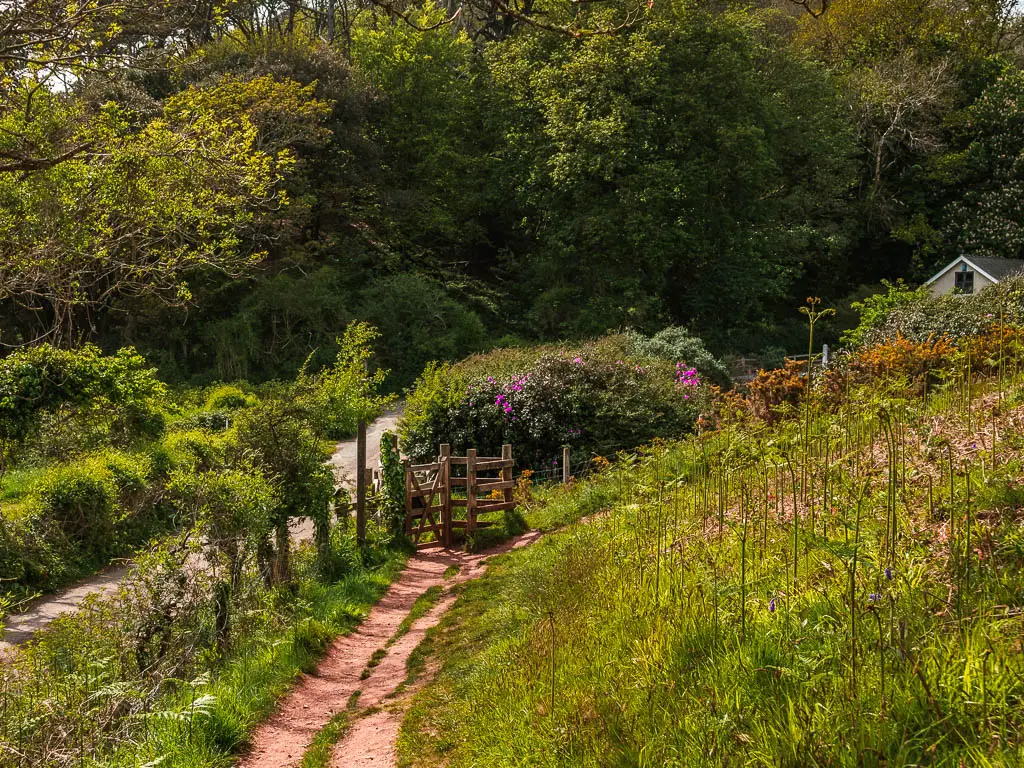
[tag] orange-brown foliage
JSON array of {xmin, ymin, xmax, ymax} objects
[
  {"xmin": 849, "ymin": 333, "xmax": 955, "ymax": 382},
  {"xmin": 746, "ymin": 360, "xmax": 807, "ymax": 424},
  {"xmin": 963, "ymin": 325, "xmax": 1024, "ymax": 374}
]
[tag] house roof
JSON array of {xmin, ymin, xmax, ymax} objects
[{"xmin": 925, "ymin": 256, "xmax": 1024, "ymax": 286}]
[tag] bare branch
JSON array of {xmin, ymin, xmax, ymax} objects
[{"xmin": 788, "ymin": 0, "xmax": 828, "ymax": 18}]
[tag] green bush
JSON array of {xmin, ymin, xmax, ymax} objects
[
  {"xmin": 0, "ymin": 344, "xmax": 166, "ymax": 450},
  {"xmin": 298, "ymin": 321, "xmax": 394, "ymax": 440},
  {"xmin": 97, "ymin": 449, "xmax": 154, "ymax": 497},
  {"xmin": 31, "ymin": 457, "xmax": 119, "ymax": 552},
  {"xmin": 400, "ymin": 335, "xmax": 707, "ymax": 465},
  {"xmin": 205, "ymin": 384, "xmax": 254, "ymax": 411},
  {"xmin": 0, "ymin": 449, "xmax": 166, "ymax": 593},
  {"xmin": 172, "ymin": 409, "xmax": 234, "ymax": 432},
  {"xmin": 625, "ymin": 327, "xmax": 731, "ymax": 388},
  {"xmin": 160, "ymin": 429, "xmax": 228, "ymax": 473},
  {"xmin": 844, "ymin": 276, "xmax": 1024, "ymax": 347}
]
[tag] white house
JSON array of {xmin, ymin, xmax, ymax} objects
[{"xmin": 924, "ymin": 256, "xmax": 1024, "ymax": 297}]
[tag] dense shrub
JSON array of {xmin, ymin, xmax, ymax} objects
[
  {"xmin": 160, "ymin": 429, "xmax": 229, "ymax": 473},
  {"xmin": 401, "ymin": 337, "xmax": 708, "ymax": 465},
  {"xmin": 0, "ymin": 345, "xmax": 165, "ymax": 446},
  {"xmin": 170, "ymin": 408, "xmax": 234, "ymax": 432},
  {"xmin": 845, "ymin": 276, "xmax": 1024, "ymax": 348},
  {"xmin": 205, "ymin": 385, "xmax": 254, "ymax": 411},
  {"xmin": 625, "ymin": 327, "xmax": 731, "ymax": 388},
  {"xmin": 0, "ymin": 330, "xmax": 394, "ymax": 600},
  {"xmin": 31, "ymin": 457, "xmax": 120, "ymax": 553}
]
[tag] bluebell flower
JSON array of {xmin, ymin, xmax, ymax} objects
[
  {"xmin": 869, "ymin": 593, "xmax": 881, "ymax": 603},
  {"xmin": 768, "ymin": 597, "xmax": 777, "ymax": 613},
  {"xmin": 884, "ymin": 566, "xmax": 893, "ymax": 581}
]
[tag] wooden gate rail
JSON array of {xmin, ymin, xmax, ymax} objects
[{"xmin": 405, "ymin": 443, "xmax": 515, "ymax": 548}]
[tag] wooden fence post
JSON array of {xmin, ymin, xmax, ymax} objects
[
  {"xmin": 562, "ymin": 445, "xmax": 571, "ymax": 484},
  {"xmin": 502, "ymin": 444, "xmax": 513, "ymax": 509},
  {"xmin": 466, "ymin": 448, "xmax": 477, "ymax": 536},
  {"xmin": 440, "ymin": 444, "xmax": 451, "ymax": 547},
  {"xmin": 356, "ymin": 420, "xmax": 367, "ymax": 547},
  {"xmin": 403, "ymin": 458, "xmax": 412, "ymax": 539}
]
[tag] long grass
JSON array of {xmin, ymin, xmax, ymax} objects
[
  {"xmin": 0, "ymin": 534, "xmax": 405, "ymax": 768},
  {"xmin": 398, "ymin": 369, "xmax": 1024, "ymax": 767}
]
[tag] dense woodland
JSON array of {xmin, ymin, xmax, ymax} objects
[{"xmin": 0, "ymin": 0, "xmax": 1022, "ymax": 386}]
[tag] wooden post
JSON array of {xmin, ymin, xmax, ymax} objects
[
  {"xmin": 403, "ymin": 459, "xmax": 412, "ymax": 540},
  {"xmin": 562, "ymin": 445, "xmax": 571, "ymax": 484},
  {"xmin": 502, "ymin": 444, "xmax": 513, "ymax": 509},
  {"xmin": 356, "ymin": 420, "xmax": 367, "ymax": 547},
  {"xmin": 440, "ymin": 444, "xmax": 451, "ymax": 547},
  {"xmin": 466, "ymin": 448, "xmax": 477, "ymax": 536}
]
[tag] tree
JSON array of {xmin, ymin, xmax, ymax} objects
[
  {"xmin": 0, "ymin": 75, "xmax": 329, "ymax": 345},
  {"xmin": 0, "ymin": 0, "xmax": 222, "ymax": 173},
  {"xmin": 488, "ymin": 5, "xmax": 854, "ymax": 346},
  {"xmin": 946, "ymin": 66, "xmax": 1024, "ymax": 260}
]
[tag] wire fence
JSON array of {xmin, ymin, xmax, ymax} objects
[{"xmin": 514, "ymin": 444, "xmax": 628, "ymax": 486}]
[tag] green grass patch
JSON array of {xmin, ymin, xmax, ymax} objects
[
  {"xmin": 388, "ymin": 585, "xmax": 444, "ymax": 648},
  {"xmin": 300, "ymin": 711, "xmax": 351, "ymax": 768},
  {"xmin": 398, "ymin": 376, "xmax": 1024, "ymax": 767}
]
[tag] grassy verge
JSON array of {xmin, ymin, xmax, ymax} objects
[
  {"xmin": 1, "ymin": 538, "xmax": 406, "ymax": 767},
  {"xmin": 397, "ymin": 377, "xmax": 1024, "ymax": 767},
  {"xmin": 108, "ymin": 550, "xmax": 406, "ymax": 767}
]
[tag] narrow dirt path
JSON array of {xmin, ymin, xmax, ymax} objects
[
  {"xmin": 0, "ymin": 409, "xmax": 403, "ymax": 652},
  {"xmin": 239, "ymin": 531, "xmax": 542, "ymax": 768},
  {"xmin": 328, "ymin": 586, "xmax": 462, "ymax": 768}
]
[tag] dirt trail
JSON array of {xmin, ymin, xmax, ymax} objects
[
  {"xmin": 240, "ymin": 531, "xmax": 542, "ymax": 768},
  {"xmin": 0, "ymin": 409, "xmax": 403, "ymax": 652}
]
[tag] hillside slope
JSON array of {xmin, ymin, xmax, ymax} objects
[{"xmin": 398, "ymin": 358, "xmax": 1024, "ymax": 766}]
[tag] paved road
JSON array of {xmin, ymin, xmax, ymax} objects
[
  {"xmin": 0, "ymin": 409, "xmax": 404, "ymax": 652},
  {"xmin": 291, "ymin": 408, "xmax": 403, "ymax": 541}
]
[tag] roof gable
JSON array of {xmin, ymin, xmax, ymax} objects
[{"xmin": 925, "ymin": 256, "xmax": 1024, "ymax": 286}]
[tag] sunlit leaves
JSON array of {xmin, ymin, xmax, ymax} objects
[{"xmin": 0, "ymin": 76, "xmax": 329, "ymax": 343}]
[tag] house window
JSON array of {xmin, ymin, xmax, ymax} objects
[{"xmin": 955, "ymin": 270, "xmax": 975, "ymax": 294}]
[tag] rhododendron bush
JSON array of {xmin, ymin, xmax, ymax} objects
[{"xmin": 399, "ymin": 334, "xmax": 716, "ymax": 466}]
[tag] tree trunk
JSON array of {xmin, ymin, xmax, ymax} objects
[{"xmin": 275, "ymin": 517, "xmax": 291, "ymax": 584}]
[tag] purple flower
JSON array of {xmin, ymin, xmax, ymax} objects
[
  {"xmin": 768, "ymin": 597, "xmax": 777, "ymax": 613},
  {"xmin": 884, "ymin": 567, "xmax": 893, "ymax": 581},
  {"xmin": 869, "ymin": 593, "xmax": 881, "ymax": 603}
]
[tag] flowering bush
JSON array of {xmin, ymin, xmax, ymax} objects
[{"xmin": 400, "ymin": 337, "xmax": 709, "ymax": 465}]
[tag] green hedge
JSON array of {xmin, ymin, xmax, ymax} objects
[{"xmin": 400, "ymin": 333, "xmax": 716, "ymax": 466}]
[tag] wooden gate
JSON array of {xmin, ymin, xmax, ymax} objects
[{"xmin": 405, "ymin": 444, "xmax": 515, "ymax": 547}]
